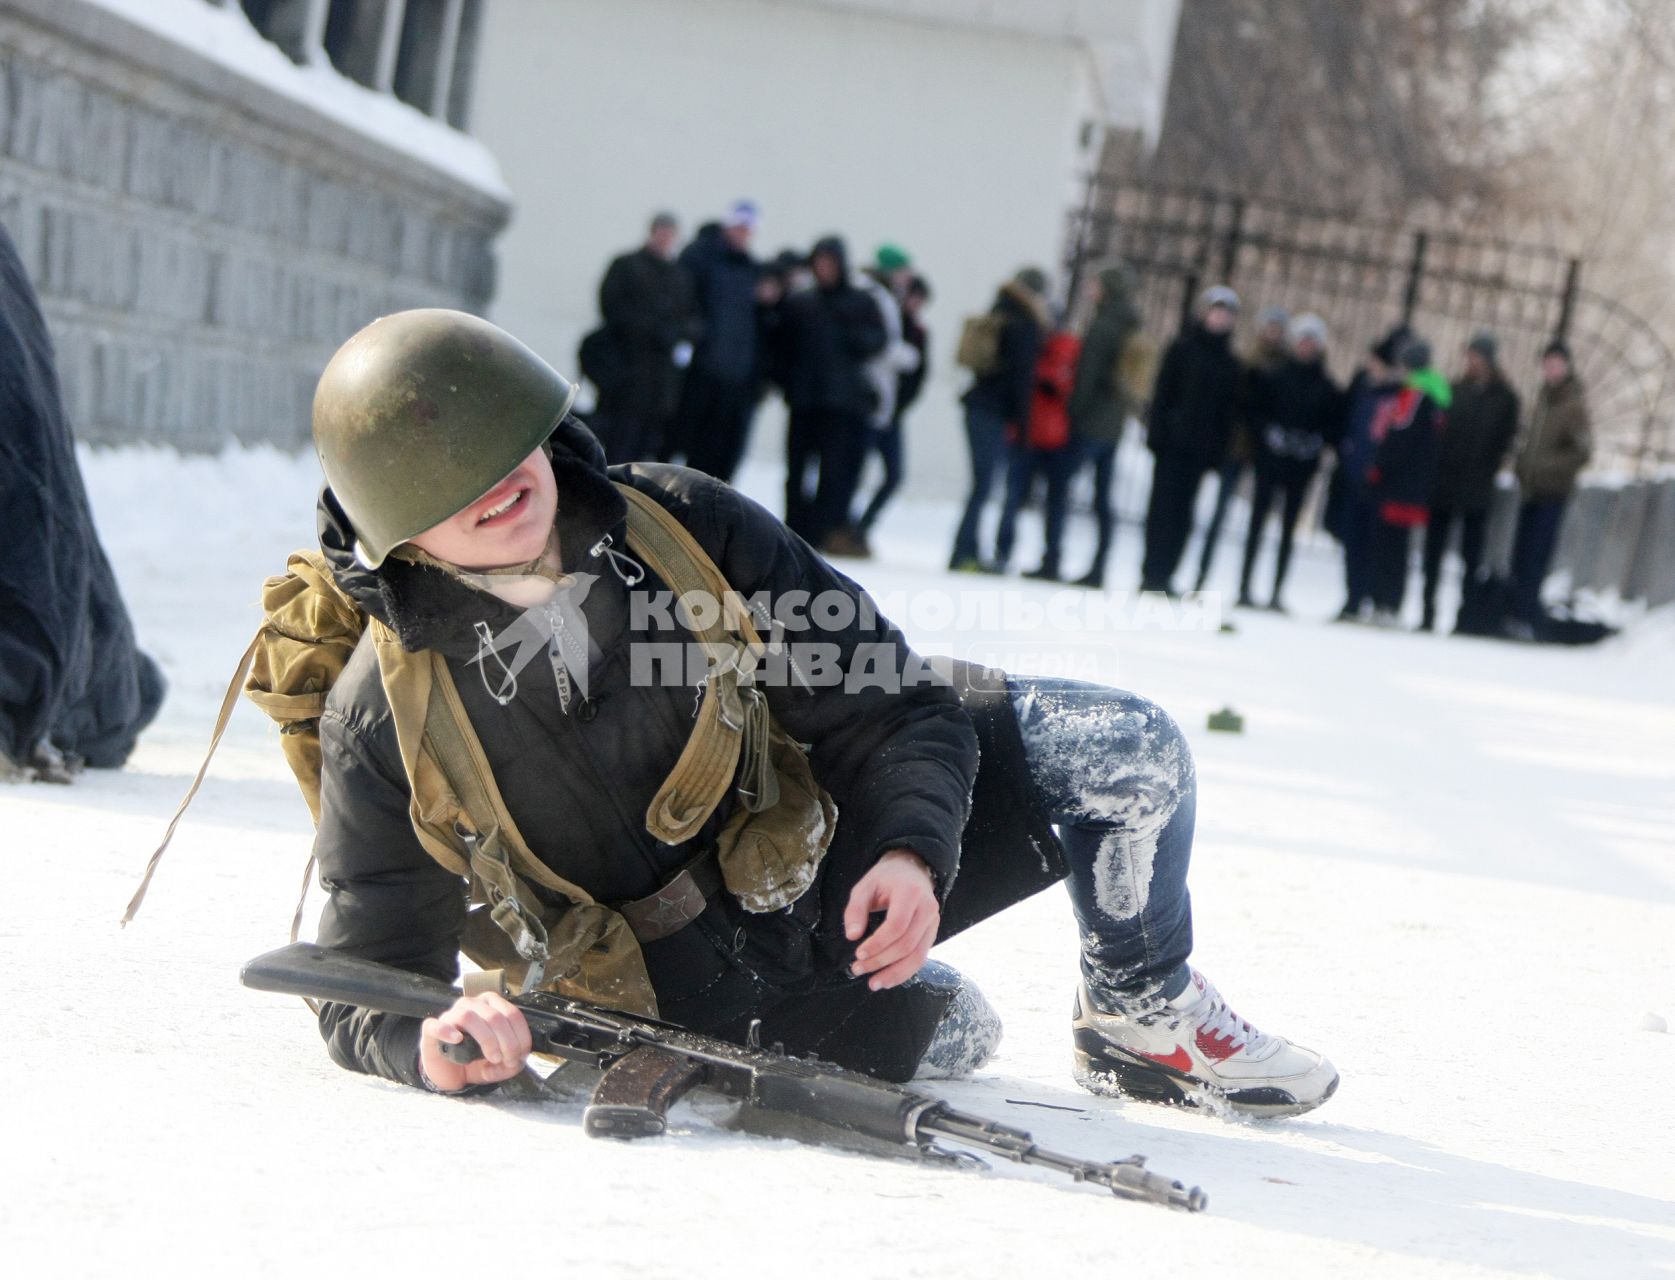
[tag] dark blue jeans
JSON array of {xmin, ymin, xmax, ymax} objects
[
  {"xmin": 857, "ymin": 418, "xmax": 904, "ymax": 535},
  {"xmin": 1008, "ymin": 676, "xmax": 1196, "ymax": 1014},
  {"xmin": 1510, "ymin": 497, "xmax": 1567, "ymax": 624},
  {"xmin": 1340, "ymin": 491, "xmax": 1379, "ymax": 613},
  {"xmin": 950, "ymin": 402, "xmax": 1008, "ymax": 567},
  {"xmin": 995, "ymin": 441, "xmax": 1080, "ymax": 571}
]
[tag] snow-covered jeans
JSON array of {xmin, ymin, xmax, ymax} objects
[
  {"xmin": 912, "ymin": 677, "xmax": 1196, "ymax": 1078},
  {"xmin": 1009, "ymin": 676, "xmax": 1196, "ymax": 1016}
]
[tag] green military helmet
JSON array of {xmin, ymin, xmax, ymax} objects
[{"xmin": 312, "ymin": 309, "xmax": 578, "ymax": 568}]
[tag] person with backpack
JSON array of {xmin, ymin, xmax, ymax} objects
[
  {"xmin": 855, "ymin": 273, "xmax": 932, "ymax": 548},
  {"xmin": 1065, "ymin": 264, "xmax": 1142, "ymax": 589},
  {"xmin": 1139, "ymin": 285, "xmax": 1243, "ymax": 596},
  {"xmin": 1364, "ymin": 339, "xmax": 1449, "ymax": 625},
  {"xmin": 1421, "ymin": 332, "xmax": 1520, "ymax": 633},
  {"xmin": 584, "ymin": 212, "xmax": 702, "ymax": 465},
  {"xmin": 280, "ymin": 307, "xmax": 1339, "ymax": 1116},
  {"xmin": 1238, "ymin": 313, "xmax": 1344, "ymax": 612},
  {"xmin": 993, "ymin": 320, "xmax": 1083, "ymax": 580},
  {"xmin": 948, "ymin": 268, "xmax": 1051, "ymax": 573}
]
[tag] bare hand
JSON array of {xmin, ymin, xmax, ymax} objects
[
  {"xmin": 418, "ymin": 992, "xmax": 532, "ymax": 1092},
  {"xmin": 843, "ymin": 849, "xmax": 939, "ymax": 991}
]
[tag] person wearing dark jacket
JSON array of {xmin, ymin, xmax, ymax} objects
[
  {"xmin": 0, "ymin": 218, "xmax": 164, "ymax": 782},
  {"xmin": 669, "ymin": 202, "xmax": 770, "ymax": 481},
  {"xmin": 301, "ymin": 309, "xmax": 1339, "ymax": 1116},
  {"xmin": 1508, "ymin": 341, "xmax": 1592, "ymax": 635},
  {"xmin": 1239, "ymin": 313, "xmax": 1344, "ymax": 611},
  {"xmin": 1421, "ymin": 332, "xmax": 1520, "ymax": 632},
  {"xmin": 1327, "ymin": 326, "xmax": 1408, "ymax": 621},
  {"xmin": 778, "ymin": 236, "xmax": 887, "ymax": 550},
  {"xmin": 1066, "ymin": 265, "xmax": 1142, "ymax": 588},
  {"xmin": 948, "ymin": 268, "xmax": 1050, "ymax": 572},
  {"xmin": 1365, "ymin": 340, "xmax": 1448, "ymax": 624},
  {"xmin": 1139, "ymin": 285, "xmax": 1242, "ymax": 595},
  {"xmin": 590, "ymin": 213, "xmax": 702, "ymax": 465},
  {"xmin": 1195, "ymin": 303, "xmax": 1288, "ymax": 592},
  {"xmin": 856, "ymin": 273, "xmax": 931, "ymax": 544}
]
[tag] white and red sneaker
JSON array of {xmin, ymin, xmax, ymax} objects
[{"xmin": 1072, "ymin": 970, "xmax": 1339, "ymax": 1117}]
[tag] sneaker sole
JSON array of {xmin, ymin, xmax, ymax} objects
[{"xmin": 1073, "ymin": 1028, "xmax": 1340, "ymax": 1118}]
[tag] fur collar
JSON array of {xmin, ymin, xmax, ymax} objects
[{"xmin": 999, "ymin": 279, "xmax": 1052, "ymax": 330}]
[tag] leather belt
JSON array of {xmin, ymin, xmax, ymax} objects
[{"xmin": 618, "ymin": 849, "xmax": 723, "ymax": 943}]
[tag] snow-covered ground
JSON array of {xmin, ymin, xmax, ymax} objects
[{"xmin": 3, "ymin": 444, "xmax": 1672, "ymax": 1280}]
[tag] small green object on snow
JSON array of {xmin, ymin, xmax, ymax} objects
[{"xmin": 1207, "ymin": 707, "xmax": 1244, "ymax": 733}]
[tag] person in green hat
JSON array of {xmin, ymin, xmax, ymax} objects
[{"xmin": 830, "ymin": 244, "xmax": 922, "ymax": 557}]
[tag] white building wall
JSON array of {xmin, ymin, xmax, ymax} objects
[{"xmin": 473, "ymin": 0, "xmax": 1106, "ymax": 497}]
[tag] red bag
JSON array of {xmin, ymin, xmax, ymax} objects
[{"xmin": 1026, "ymin": 331, "xmax": 1081, "ymax": 451}]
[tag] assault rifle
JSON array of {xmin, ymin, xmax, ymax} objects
[{"xmin": 243, "ymin": 944, "xmax": 1206, "ymax": 1210}]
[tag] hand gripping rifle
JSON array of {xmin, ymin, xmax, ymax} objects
[{"xmin": 242, "ymin": 943, "xmax": 1206, "ymax": 1211}]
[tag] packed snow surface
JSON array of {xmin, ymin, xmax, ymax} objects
[{"xmin": 2, "ymin": 444, "xmax": 1672, "ymax": 1279}]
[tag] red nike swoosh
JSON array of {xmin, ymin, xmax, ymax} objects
[{"xmin": 1139, "ymin": 1045, "xmax": 1194, "ymax": 1074}]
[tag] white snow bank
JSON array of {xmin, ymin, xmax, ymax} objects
[
  {"xmin": 80, "ymin": 0, "xmax": 509, "ymax": 200},
  {"xmin": 1, "ymin": 444, "xmax": 1671, "ymax": 1279}
]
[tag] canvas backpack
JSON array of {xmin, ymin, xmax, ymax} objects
[
  {"xmin": 1114, "ymin": 330, "xmax": 1161, "ymax": 413},
  {"xmin": 123, "ymin": 483, "xmax": 837, "ymax": 1018},
  {"xmin": 955, "ymin": 312, "xmax": 1005, "ymax": 377}
]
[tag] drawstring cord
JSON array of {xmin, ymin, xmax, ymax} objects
[
  {"xmin": 590, "ymin": 533, "xmax": 644, "ymax": 586},
  {"xmin": 474, "ymin": 620, "xmax": 518, "ymax": 706}
]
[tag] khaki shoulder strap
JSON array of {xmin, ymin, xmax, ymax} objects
[
  {"xmin": 374, "ymin": 624, "xmax": 655, "ymax": 1012},
  {"xmin": 614, "ymin": 483, "xmax": 777, "ymax": 840}
]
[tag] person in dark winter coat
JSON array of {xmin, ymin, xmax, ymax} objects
[
  {"xmin": 1365, "ymin": 340, "xmax": 1448, "ymax": 623},
  {"xmin": 948, "ymin": 268, "xmax": 1050, "ymax": 572},
  {"xmin": 856, "ymin": 273, "xmax": 931, "ymax": 544},
  {"xmin": 1508, "ymin": 341, "xmax": 1592, "ymax": 634},
  {"xmin": 1195, "ymin": 303, "xmax": 1288, "ymax": 592},
  {"xmin": 1066, "ymin": 265, "xmax": 1142, "ymax": 588},
  {"xmin": 303, "ymin": 309, "xmax": 1339, "ymax": 1115},
  {"xmin": 1139, "ymin": 285, "xmax": 1243, "ymax": 595},
  {"xmin": 1421, "ymin": 332, "xmax": 1520, "ymax": 632},
  {"xmin": 777, "ymin": 236, "xmax": 887, "ymax": 550},
  {"xmin": 590, "ymin": 213, "xmax": 702, "ymax": 465},
  {"xmin": 0, "ymin": 219, "xmax": 164, "ymax": 782},
  {"xmin": 1327, "ymin": 326, "xmax": 1409, "ymax": 621},
  {"xmin": 669, "ymin": 202, "xmax": 771, "ymax": 481},
  {"xmin": 1238, "ymin": 313, "xmax": 1344, "ymax": 611}
]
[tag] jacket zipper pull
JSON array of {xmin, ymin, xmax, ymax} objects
[{"xmin": 548, "ymin": 634, "xmax": 572, "ymax": 714}]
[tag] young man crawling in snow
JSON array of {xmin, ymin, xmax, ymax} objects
[{"xmin": 297, "ymin": 308, "xmax": 1338, "ymax": 1115}]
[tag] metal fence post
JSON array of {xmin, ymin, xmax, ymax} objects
[
  {"xmin": 1556, "ymin": 258, "xmax": 1582, "ymax": 341},
  {"xmin": 1220, "ymin": 196, "xmax": 1245, "ymax": 284},
  {"xmin": 1401, "ymin": 231, "xmax": 1428, "ymax": 323}
]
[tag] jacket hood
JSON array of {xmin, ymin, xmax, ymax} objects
[
  {"xmin": 1407, "ymin": 366, "xmax": 1453, "ymax": 410},
  {"xmin": 998, "ymin": 280, "xmax": 1052, "ymax": 330},
  {"xmin": 810, "ymin": 235, "xmax": 850, "ymax": 281},
  {"xmin": 318, "ymin": 412, "xmax": 628, "ymax": 657}
]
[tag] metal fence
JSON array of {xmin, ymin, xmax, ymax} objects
[
  {"xmin": 1064, "ymin": 178, "xmax": 1675, "ymax": 477},
  {"xmin": 1061, "ymin": 178, "xmax": 1675, "ymax": 607}
]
